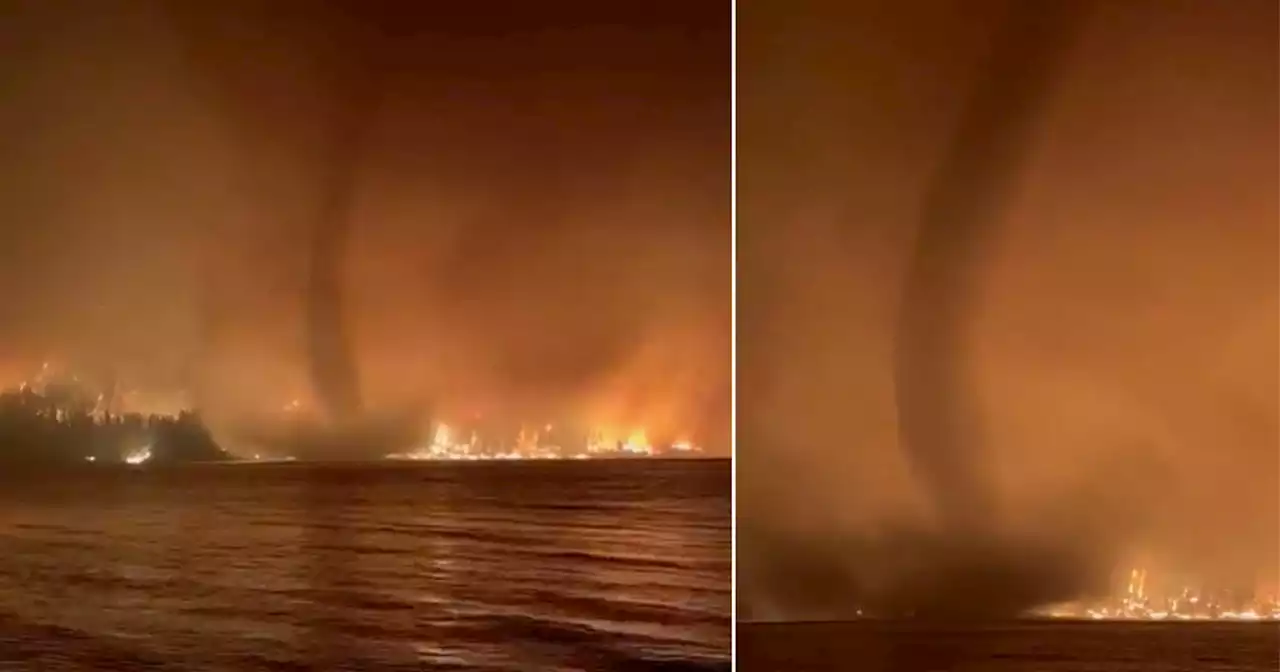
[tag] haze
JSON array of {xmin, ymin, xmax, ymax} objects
[
  {"xmin": 0, "ymin": 1, "xmax": 730, "ymax": 452},
  {"xmin": 739, "ymin": 0, "xmax": 1277, "ymax": 618}
]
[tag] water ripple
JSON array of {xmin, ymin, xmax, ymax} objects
[{"xmin": 0, "ymin": 459, "xmax": 730, "ymax": 670}]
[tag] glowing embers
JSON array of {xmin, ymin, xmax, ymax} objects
[
  {"xmin": 1034, "ymin": 566, "xmax": 1280, "ymax": 621},
  {"xmin": 622, "ymin": 428, "xmax": 652, "ymax": 455},
  {"xmin": 386, "ymin": 422, "xmax": 482, "ymax": 461},
  {"xmin": 587, "ymin": 427, "xmax": 656, "ymax": 456},
  {"xmin": 385, "ymin": 421, "xmax": 702, "ymax": 461},
  {"xmin": 670, "ymin": 439, "xmax": 699, "ymax": 453},
  {"xmin": 124, "ymin": 442, "xmax": 152, "ymax": 465}
]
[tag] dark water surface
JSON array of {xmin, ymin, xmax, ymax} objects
[
  {"xmin": 0, "ymin": 459, "xmax": 729, "ymax": 671},
  {"xmin": 738, "ymin": 621, "xmax": 1280, "ymax": 672}
]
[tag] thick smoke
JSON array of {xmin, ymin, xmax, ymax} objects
[
  {"xmin": 739, "ymin": 0, "xmax": 1277, "ymax": 620},
  {"xmin": 0, "ymin": 0, "xmax": 730, "ymax": 454}
]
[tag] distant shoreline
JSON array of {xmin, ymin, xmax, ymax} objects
[
  {"xmin": 739, "ymin": 618, "xmax": 1277, "ymax": 627},
  {"xmin": 0, "ymin": 455, "xmax": 730, "ymax": 469},
  {"xmin": 187, "ymin": 455, "xmax": 730, "ymax": 466}
]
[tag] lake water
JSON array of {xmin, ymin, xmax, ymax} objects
[
  {"xmin": 737, "ymin": 621, "xmax": 1280, "ymax": 672},
  {"xmin": 0, "ymin": 459, "xmax": 730, "ymax": 671}
]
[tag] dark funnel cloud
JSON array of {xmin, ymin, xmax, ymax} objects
[
  {"xmin": 299, "ymin": 8, "xmax": 384, "ymax": 425},
  {"xmin": 894, "ymin": 0, "xmax": 1091, "ymax": 535},
  {"xmin": 739, "ymin": 0, "xmax": 1277, "ymax": 621}
]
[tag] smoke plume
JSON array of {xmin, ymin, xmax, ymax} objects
[{"xmin": 739, "ymin": 0, "xmax": 1277, "ymax": 620}]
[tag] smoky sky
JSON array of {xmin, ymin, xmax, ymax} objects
[
  {"xmin": 0, "ymin": 0, "xmax": 730, "ymax": 449},
  {"xmin": 739, "ymin": 0, "xmax": 1277, "ymax": 618}
]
